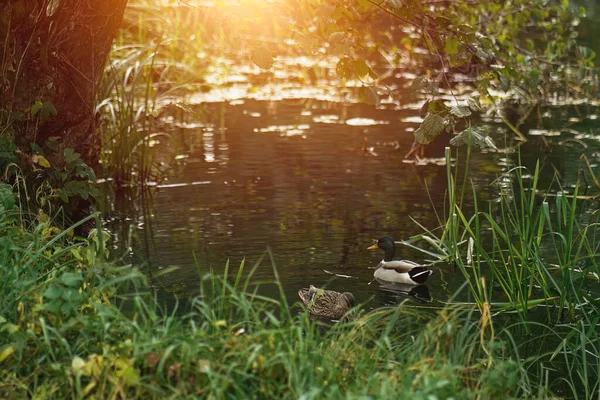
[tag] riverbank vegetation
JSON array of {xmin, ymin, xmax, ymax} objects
[
  {"xmin": 2, "ymin": 150, "xmax": 600, "ymax": 398},
  {"xmin": 2, "ymin": 0, "xmax": 600, "ymax": 398}
]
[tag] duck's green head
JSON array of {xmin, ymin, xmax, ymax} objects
[{"xmin": 367, "ymin": 236, "xmax": 395, "ymax": 261}]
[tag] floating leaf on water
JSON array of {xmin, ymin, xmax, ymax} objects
[{"xmin": 414, "ymin": 113, "xmax": 445, "ymax": 144}]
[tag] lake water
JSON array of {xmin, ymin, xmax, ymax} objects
[
  {"xmin": 101, "ymin": 2, "xmax": 600, "ymax": 311},
  {"xmin": 102, "ymin": 96, "xmax": 600, "ymax": 309}
]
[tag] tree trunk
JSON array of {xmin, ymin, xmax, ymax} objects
[{"xmin": 1, "ymin": 0, "xmax": 128, "ymax": 169}]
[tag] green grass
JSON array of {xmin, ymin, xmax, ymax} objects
[{"xmin": 0, "ymin": 182, "xmax": 580, "ymax": 399}]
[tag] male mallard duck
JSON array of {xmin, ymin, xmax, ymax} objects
[
  {"xmin": 367, "ymin": 236, "xmax": 432, "ymax": 285},
  {"xmin": 298, "ymin": 285, "xmax": 355, "ymax": 320}
]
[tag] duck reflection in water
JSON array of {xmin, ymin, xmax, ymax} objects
[{"xmin": 375, "ymin": 280, "xmax": 432, "ymax": 304}]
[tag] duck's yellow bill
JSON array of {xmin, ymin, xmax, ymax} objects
[{"xmin": 367, "ymin": 243, "xmax": 379, "ymax": 250}]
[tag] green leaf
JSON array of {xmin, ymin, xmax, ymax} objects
[
  {"xmin": 60, "ymin": 288, "xmax": 83, "ymax": 303},
  {"xmin": 419, "ymin": 100, "xmax": 430, "ymax": 118},
  {"xmin": 45, "ymin": 139, "xmax": 59, "ymax": 152},
  {"xmin": 60, "ymin": 272, "xmax": 83, "ymax": 287},
  {"xmin": 411, "ymin": 76, "xmax": 438, "ymax": 95},
  {"xmin": 0, "ymin": 184, "xmax": 16, "ymax": 213},
  {"xmin": 411, "ymin": 76, "xmax": 429, "ymax": 91},
  {"xmin": 0, "ymin": 346, "xmax": 15, "ymax": 363},
  {"xmin": 444, "ymin": 37, "xmax": 460, "ymax": 55},
  {"xmin": 450, "ymin": 126, "xmax": 496, "ymax": 151},
  {"xmin": 467, "ymin": 97, "xmax": 481, "ymax": 111},
  {"xmin": 61, "ymin": 302, "xmax": 75, "ymax": 314},
  {"xmin": 64, "ymin": 148, "xmax": 81, "ymax": 164},
  {"xmin": 499, "ymin": 75, "xmax": 510, "ymax": 92},
  {"xmin": 31, "ymin": 101, "xmax": 43, "ymax": 117},
  {"xmin": 57, "ymin": 189, "xmax": 69, "ymax": 203},
  {"xmin": 354, "ymin": 59, "xmax": 369, "ymax": 78},
  {"xmin": 43, "ymin": 101, "xmax": 57, "ymax": 117},
  {"xmin": 44, "ymin": 301, "xmax": 61, "ymax": 314},
  {"xmin": 251, "ymin": 47, "xmax": 274, "ymax": 69},
  {"xmin": 31, "ymin": 142, "xmax": 44, "ymax": 155},
  {"xmin": 71, "ymin": 248, "xmax": 83, "ymax": 261},
  {"xmin": 36, "ymin": 155, "xmax": 51, "ymax": 168},
  {"xmin": 414, "ymin": 113, "xmax": 445, "ymax": 144},
  {"xmin": 427, "ymin": 99, "xmax": 448, "ymax": 113},
  {"xmin": 449, "ymin": 106, "xmax": 472, "ymax": 118},
  {"xmin": 43, "ymin": 285, "xmax": 63, "ymax": 300},
  {"xmin": 336, "ymin": 57, "xmax": 354, "ymax": 79}
]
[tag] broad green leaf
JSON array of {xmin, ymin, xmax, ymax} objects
[
  {"xmin": 31, "ymin": 101, "xmax": 43, "ymax": 117},
  {"xmin": 0, "ymin": 184, "xmax": 16, "ymax": 212},
  {"xmin": 419, "ymin": 100, "xmax": 430, "ymax": 118},
  {"xmin": 411, "ymin": 76, "xmax": 429, "ymax": 91},
  {"xmin": 42, "ymin": 101, "xmax": 57, "ymax": 118},
  {"xmin": 450, "ymin": 126, "xmax": 497, "ymax": 151},
  {"xmin": 444, "ymin": 37, "xmax": 460, "ymax": 55},
  {"xmin": 60, "ymin": 271, "xmax": 83, "ymax": 287},
  {"xmin": 31, "ymin": 142, "xmax": 43, "ymax": 155},
  {"xmin": 449, "ymin": 106, "xmax": 472, "ymax": 118},
  {"xmin": 467, "ymin": 97, "xmax": 481, "ymax": 111},
  {"xmin": 57, "ymin": 189, "xmax": 69, "ymax": 203},
  {"xmin": 414, "ymin": 114, "xmax": 445, "ymax": 144},
  {"xmin": 499, "ymin": 75, "xmax": 510, "ymax": 92},
  {"xmin": 44, "ymin": 285, "xmax": 63, "ymax": 300},
  {"xmin": 45, "ymin": 139, "xmax": 59, "ymax": 152},
  {"xmin": 336, "ymin": 57, "xmax": 354, "ymax": 79},
  {"xmin": 251, "ymin": 47, "xmax": 274, "ymax": 70},
  {"xmin": 64, "ymin": 148, "xmax": 81, "ymax": 164},
  {"xmin": 427, "ymin": 99, "xmax": 448, "ymax": 113},
  {"xmin": 0, "ymin": 346, "xmax": 15, "ymax": 363},
  {"xmin": 37, "ymin": 155, "xmax": 51, "ymax": 168},
  {"xmin": 44, "ymin": 301, "xmax": 61, "ymax": 314},
  {"xmin": 411, "ymin": 76, "xmax": 438, "ymax": 95},
  {"xmin": 71, "ymin": 248, "xmax": 83, "ymax": 261},
  {"xmin": 60, "ymin": 288, "xmax": 83, "ymax": 303},
  {"xmin": 354, "ymin": 59, "xmax": 369, "ymax": 78}
]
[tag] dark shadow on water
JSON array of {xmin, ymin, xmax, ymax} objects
[{"xmin": 374, "ymin": 280, "xmax": 433, "ymax": 304}]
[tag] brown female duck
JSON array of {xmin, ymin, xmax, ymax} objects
[{"xmin": 298, "ymin": 285, "xmax": 355, "ymax": 320}]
